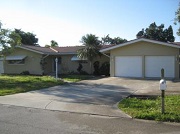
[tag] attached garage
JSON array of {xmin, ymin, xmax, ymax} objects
[
  {"xmin": 145, "ymin": 56, "xmax": 175, "ymax": 78},
  {"xmin": 100, "ymin": 38, "xmax": 180, "ymax": 79},
  {"xmin": 115, "ymin": 56, "xmax": 142, "ymax": 77}
]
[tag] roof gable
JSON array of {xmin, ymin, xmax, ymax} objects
[
  {"xmin": 51, "ymin": 46, "xmax": 84, "ymax": 54},
  {"xmin": 16, "ymin": 45, "xmax": 85, "ymax": 55},
  {"xmin": 100, "ymin": 38, "xmax": 180, "ymax": 53},
  {"xmin": 17, "ymin": 45, "xmax": 56, "ymax": 54}
]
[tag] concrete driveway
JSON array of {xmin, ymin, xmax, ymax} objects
[{"xmin": 0, "ymin": 77, "xmax": 179, "ymax": 117}]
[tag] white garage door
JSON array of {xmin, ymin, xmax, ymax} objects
[
  {"xmin": 0, "ymin": 60, "xmax": 4, "ymax": 74},
  {"xmin": 145, "ymin": 56, "xmax": 175, "ymax": 78},
  {"xmin": 115, "ymin": 56, "xmax": 142, "ymax": 77}
]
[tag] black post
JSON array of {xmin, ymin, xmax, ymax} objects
[{"xmin": 161, "ymin": 90, "xmax": 165, "ymax": 114}]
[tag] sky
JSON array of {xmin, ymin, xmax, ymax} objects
[{"xmin": 0, "ymin": 0, "xmax": 179, "ymax": 46}]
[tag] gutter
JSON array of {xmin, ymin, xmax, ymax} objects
[
  {"xmin": 42, "ymin": 54, "xmax": 49, "ymax": 59},
  {"xmin": 101, "ymin": 53, "xmax": 110, "ymax": 58}
]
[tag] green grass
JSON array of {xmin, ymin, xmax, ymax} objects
[
  {"xmin": 118, "ymin": 95, "xmax": 180, "ymax": 122},
  {"xmin": 0, "ymin": 75, "xmax": 64, "ymax": 96},
  {"xmin": 60, "ymin": 75, "xmax": 93, "ymax": 82}
]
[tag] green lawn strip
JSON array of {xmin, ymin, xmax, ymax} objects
[
  {"xmin": 0, "ymin": 75, "xmax": 64, "ymax": 96},
  {"xmin": 60, "ymin": 75, "xmax": 93, "ymax": 82},
  {"xmin": 118, "ymin": 95, "xmax": 180, "ymax": 122}
]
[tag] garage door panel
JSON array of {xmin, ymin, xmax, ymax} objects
[
  {"xmin": 115, "ymin": 56, "xmax": 142, "ymax": 77},
  {"xmin": 145, "ymin": 56, "xmax": 175, "ymax": 78}
]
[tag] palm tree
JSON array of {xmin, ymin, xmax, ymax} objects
[
  {"xmin": 77, "ymin": 34, "xmax": 101, "ymax": 74},
  {"xmin": 50, "ymin": 40, "xmax": 58, "ymax": 47}
]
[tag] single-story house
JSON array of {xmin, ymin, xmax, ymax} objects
[
  {"xmin": 100, "ymin": 38, "xmax": 180, "ymax": 79},
  {"xmin": 2, "ymin": 45, "xmax": 109, "ymax": 75},
  {"xmin": 1, "ymin": 38, "xmax": 180, "ymax": 79}
]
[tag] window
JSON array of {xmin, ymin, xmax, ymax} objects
[
  {"xmin": 6, "ymin": 55, "xmax": 26, "ymax": 65},
  {"xmin": 8, "ymin": 59, "xmax": 25, "ymax": 64}
]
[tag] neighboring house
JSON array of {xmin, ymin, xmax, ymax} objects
[
  {"xmin": 100, "ymin": 38, "xmax": 180, "ymax": 79},
  {"xmin": 3, "ymin": 45, "xmax": 109, "ymax": 75}
]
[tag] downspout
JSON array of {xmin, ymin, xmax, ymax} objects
[{"xmin": 42, "ymin": 54, "xmax": 49, "ymax": 59}]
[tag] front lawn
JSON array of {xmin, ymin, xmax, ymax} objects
[
  {"xmin": 0, "ymin": 75, "xmax": 64, "ymax": 96},
  {"xmin": 118, "ymin": 95, "xmax": 180, "ymax": 122}
]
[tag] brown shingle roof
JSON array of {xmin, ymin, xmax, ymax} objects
[
  {"xmin": 18, "ymin": 45, "xmax": 85, "ymax": 55},
  {"xmin": 18, "ymin": 44, "xmax": 118, "ymax": 55},
  {"xmin": 100, "ymin": 44, "xmax": 116, "ymax": 50},
  {"xmin": 18, "ymin": 39, "xmax": 180, "ymax": 55},
  {"xmin": 172, "ymin": 42, "xmax": 180, "ymax": 46},
  {"xmin": 20, "ymin": 45, "xmax": 56, "ymax": 54},
  {"xmin": 52, "ymin": 46, "xmax": 84, "ymax": 54}
]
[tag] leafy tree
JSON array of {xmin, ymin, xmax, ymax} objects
[
  {"xmin": 50, "ymin": 40, "xmax": 58, "ymax": 47},
  {"xmin": 13, "ymin": 29, "xmax": 38, "ymax": 46},
  {"xmin": 174, "ymin": 4, "xmax": 180, "ymax": 36},
  {"xmin": 0, "ymin": 22, "xmax": 7, "ymax": 49},
  {"xmin": 112, "ymin": 37, "xmax": 127, "ymax": 44},
  {"xmin": 136, "ymin": 22, "xmax": 175, "ymax": 42},
  {"xmin": 101, "ymin": 34, "xmax": 127, "ymax": 45},
  {"xmin": 0, "ymin": 22, "xmax": 21, "ymax": 55},
  {"xmin": 45, "ymin": 44, "xmax": 50, "ymax": 47},
  {"xmin": 45, "ymin": 40, "xmax": 58, "ymax": 47},
  {"xmin": 167, "ymin": 26, "xmax": 175, "ymax": 42},
  {"xmin": 77, "ymin": 34, "xmax": 101, "ymax": 74},
  {"xmin": 8, "ymin": 31, "xmax": 22, "ymax": 48}
]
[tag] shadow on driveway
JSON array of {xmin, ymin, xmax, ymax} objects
[{"xmin": 32, "ymin": 81, "xmax": 134, "ymax": 106}]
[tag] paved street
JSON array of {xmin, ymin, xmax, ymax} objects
[{"xmin": 0, "ymin": 104, "xmax": 180, "ymax": 134}]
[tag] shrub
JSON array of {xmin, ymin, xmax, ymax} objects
[
  {"xmin": 93, "ymin": 61, "xmax": 100, "ymax": 75},
  {"xmin": 20, "ymin": 71, "xmax": 30, "ymax": 75},
  {"xmin": 100, "ymin": 62, "xmax": 110, "ymax": 76},
  {"xmin": 77, "ymin": 63, "xmax": 83, "ymax": 73},
  {"xmin": 79, "ymin": 70, "xmax": 89, "ymax": 75}
]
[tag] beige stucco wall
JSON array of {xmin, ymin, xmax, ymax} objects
[
  {"xmin": 110, "ymin": 41, "xmax": 179, "ymax": 79},
  {"xmin": 4, "ymin": 48, "xmax": 110, "ymax": 75},
  {"xmin": 43, "ymin": 56, "xmax": 53, "ymax": 75},
  {"xmin": 4, "ymin": 48, "xmax": 43, "ymax": 75},
  {"xmin": 43, "ymin": 55, "xmax": 109, "ymax": 75}
]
